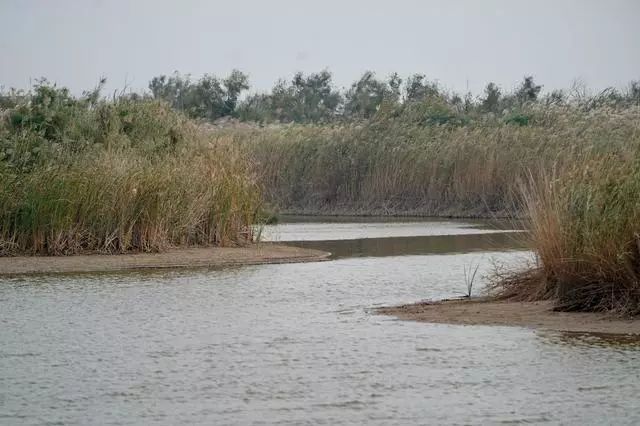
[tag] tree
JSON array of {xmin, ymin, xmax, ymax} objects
[
  {"xmin": 222, "ymin": 70, "xmax": 250, "ymax": 116},
  {"xmin": 404, "ymin": 74, "xmax": 439, "ymax": 103},
  {"xmin": 344, "ymin": 71, "xmax": 400, "ymax": 119},
  {"xmin": 387, "ymin": 73, "xmax": 403, "ymax": 103},
  {"xmin": 149, "ymin": 72, "xmax": 191, "ymax": 111},
  {"xmin": 627, "ymin": 81, "xmax": 640, "ymax": 105},
  {"xmin": 291, "ymin": 70, "xmax": 342, "ymax": 122},
  {"xmin": 148, "ymin": 70, "xmax": 250, "ymax": 121},
  {"xmin": 481, "ymin": 82, "xmax": 501, "ymax": 112},
  {"xmin": 255, "ymin": 70, "xmax": 342, "ymax": 123},
  {"xmin": 236, "ymin": 93, "xmax": 273, "ymax": 122},
  {"xmin": 515, "ymin": 76, "xmax": 542, "ymax": 104},
  {"xmin": 188, "ymin": 74, "xmax": 225, "ymax": 119}
]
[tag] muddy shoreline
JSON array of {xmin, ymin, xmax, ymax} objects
[
  {"xmin": 0, "ymin": 244, "xmax": 330, "ymax": 276},
  {"xmin": 378, "ymin": 298, "xmax": 640, "ymax": 335}
]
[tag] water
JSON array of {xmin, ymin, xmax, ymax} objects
[
  {"xmin": 1, "ymin": 217, "xmax": 639, "ymax": 425},
  {"xmin": 260, "ymin": 215, "xmax": 522, "ymax": 242}
]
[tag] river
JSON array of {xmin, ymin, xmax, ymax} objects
[{"xmin": 1, "ymin": 217, "xmax": 639, "ymax": 425}]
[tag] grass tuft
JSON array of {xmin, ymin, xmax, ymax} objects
[{"xmin": 492, "ymin": 153, "xmax": 640, "ymax": 314}]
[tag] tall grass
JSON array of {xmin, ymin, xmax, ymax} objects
[
  {"xmin": 494, "ymin": 151, "xmax": 640, "ymax": 314},
  {"xmin": 231, "ymin": 105, "xmax": 640, "ymax": 218},
  {"xmin": 0, "ymin": 84, "xmax": 261, "ymax": 255}
]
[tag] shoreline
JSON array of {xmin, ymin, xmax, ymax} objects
[
  {"xmin": 0, "ymin": 244, "xmax": 331, "ymax": 276},
  {"xmin": 274, "ymin": 209, "xmax": 523, "ymax": 220},
  {"xmin": 377, "ymin": 298, "xmax": 640, "ymax": 335}
]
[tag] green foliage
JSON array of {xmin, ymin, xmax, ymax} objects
[
  {"xmin": 404, "ymin": 74, "xmax": 439, "ymax": 103},
  {"xmin": 504, "ymin": 113, "xmax": 530, "ymax": 126},
  {"xmin": 239, "ymin": 71, "xmax": 342, "ymax": 123},
  {"xmin": 343, "ymin": 71, "xmax": 401, "ymax": 119},
  {"xmin": 9, "ymin": 80, "xmax": 79, "ymax": 140},
  {"xmin": 629, "ymin": 81, "xmax": 640, "ymax": 105},
  {"xmin": 236, "ymin": 93, "xmax": 273, "ymax": 123},
  {"xmin": 394, "ymin": 97, "xmax": 466, "ymax": 127},
  {"xmin": 0, "ymin": 80, "xmax": 190, "ymax": 172},
  {"xmin": 136, "ymin": 70, "xmax": 640, "ymax": 126},
  {"xmin": 515, "ymin": 76, "xmax": 542, "ymax": 104},
  {"xmin": 149, "ymin": 70, "xmax": 249, "ymax": 121},
  {"xmin": 481, "ymin": 82, "xmax": 501, "ymax": 112}
]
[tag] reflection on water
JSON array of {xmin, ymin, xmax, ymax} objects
[
  {"xmin": 286, "ymin": 232, "xmax": 526, "ymax": 259},
  {"xmin": 538, "ymin": 330, "xmax": 640, "ymax": 348},
  {"xmin": 1, "ymin": 217, "xmax": 637, "ymax": 425},
  {"xmin": 260, "ymin": 216, "xmax": 524, "ymax": 242}
]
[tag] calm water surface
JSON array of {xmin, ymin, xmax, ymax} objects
[{"xmin": 1, "ymin": 217, "xmax": 639, "ymax": 425}]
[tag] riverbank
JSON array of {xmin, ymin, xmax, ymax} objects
[
  {"xmin": 0, "ymin": 244, "xmax": 330, "ymax": 276},
  {"xmin": 378, "ymin": 298, "xmax": 640, "ymax": 335},
  {"xmin": 275, "ymin": 209, "xmax": 517, "ymax": 220}
]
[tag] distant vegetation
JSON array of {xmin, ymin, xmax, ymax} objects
[
  {"xmin": 139, "ymin": 69, "xmax": 639, "ymax": 125},
  {"xmin": 148, "ymin": 70, "xmax": 249, "ymax": 122}
]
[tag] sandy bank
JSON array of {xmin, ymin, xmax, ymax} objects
[
  {"xmin": 378, "ymin": 298, "xmax": 640, "ymax": 335},
  {"xmin": 0, "ymin": 244, "xmax": 330, "ymax": 276}
]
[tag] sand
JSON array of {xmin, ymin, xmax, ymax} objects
[
  {"xmin": 378, "ymin": 298, "xmax": 640, "ymax": 335},
  {"xmin": 0, "ymin": 244, "xmax": 330, "ymax": 276}
]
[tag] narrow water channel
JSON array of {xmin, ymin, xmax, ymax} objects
[{"xmin": 1, "ymin": 217, "xmax": 638, "ymax": 425}]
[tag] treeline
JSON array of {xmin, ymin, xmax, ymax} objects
[
  {"xmin": 146, "ymin": 71, "xmax": 640, "ymax": 124},
  {"xmin": 4, "ymin": 71, "xmax": 638, "ymax": 126}
]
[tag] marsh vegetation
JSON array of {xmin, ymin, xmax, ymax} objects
[
  {"xmin": 2, "ymin": 71, "xmax": 640, "ymax": 314},
  {"xmin": 0, "ymin": 81, "xmax": 260, "ymax": 255}
]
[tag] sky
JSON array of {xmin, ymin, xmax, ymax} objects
[{"xmin": 1, "ymin": 0, "xmax": 638, "ymax": 96}]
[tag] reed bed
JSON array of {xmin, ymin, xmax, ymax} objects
[
  {"xmin": 493, "ymin": 152, "xmax": 640, "ymax": 314},
  {"xmin": 233, "ymin": 105, "xmax": 639, "ymax": 218},
  {"xmin": 0, "ymin": 86, "xmax": 260, "ymax": 255}
]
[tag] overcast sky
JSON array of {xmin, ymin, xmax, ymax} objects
[{"xmin": 1, "ymin": 0, "xmax": 638, "ymax": 96}]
